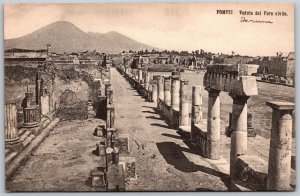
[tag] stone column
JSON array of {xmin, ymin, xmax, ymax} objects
[
  {"xmin": 229, "ymin": 94, "xmax": 249, "ymax": 177},
  {"xmin": 5, "ymin": 103, "xmax": 23, "ymax": 151},
  {"xmin": 191, "ymin": 86, "xmax": 203, "ymax": 141},
  {"xmin": 206, "ymin": 89, "xmax": 221, "ymax": 160},
  {"xmin": 93, "ymin": 79, "xmax": 102, "ymax": 103},
  {"xmin": 157, "ymin": 76, "xmax": 164, "ymax": 101},
  {"xmin": 170, "ymin": 75, "xmax": 180, "ymax": 124},
  {"xmin": 164, "ymin": 77, "xmax": 171, "ymax": 106},
  {"xmin": 107, "ymin": 89, "xmax": 113, "ymax": 105},
  {"xmin": 110, "ymin": 106, "xmax": 115, "ymax": 129},
  {"xmin": 106, "ymin": 104, "xmax": 111, "ymax": 129},
  {"xmin": 105, "ymin": 83, "xmax": 112, "ymax": 96},
  {"xmin": 35, "ymin": 72, "xmax": 42, "ymax": 105},
  {"xmin": 179, "ymin": 79, "xmax": 190, "ymax": 126},
  {"xmin": 138, "ymin": 68, "xmax": 143, "ymax": 84},
  {"xmin": 25, "ymin": 92, "xmax": 33, "ymax": 108},
  {"xmin": 157, "ymin": 76, "xmax": 164, "ymax": 111},
  {"xmin": 171, "ymin": 75, "xmax": 180, "ymax": 111},
  {"xmin": 266, "ymin": 101, "xmax": 294, "ymax": 191},
  {"xmin": 152, "ymin": 84, "xmax": 158, "ymax": 103},
  {"xmin": 145, "ymin": 71, "xmax": 150, "ymax": 90}
]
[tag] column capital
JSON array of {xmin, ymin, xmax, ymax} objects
[
  {"xmin": 206, "ymin": 88, "xmax": 221, "ymax": 96},
  {"xmin": 171, "ymin": 75, "xmax": 180, "ymax": 80},
  {"xmin": 180, "ymin": 79, "xmax": 189, "ymax": 85},
  {"xmin": 266, "ymin": 101, "xmax": 295, "ymax": 111},
  {"xmin": 230, "ymin": 93, "xmax": 250, "ymax": 104},
  {"xmin": 163, "ymin": 76, "xmax": 171, "ymax": 80}
]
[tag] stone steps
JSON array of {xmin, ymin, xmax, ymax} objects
[{"xmin": 5, "ymin": 151, "xmax": 18, "ymax": 165}]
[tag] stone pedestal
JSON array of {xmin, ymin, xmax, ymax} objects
[
  {"xmin": 164, "ymin": 77, "xmax": 171, "ymax": 107},
  {"xmin": 90, "ymin": 169, "xmax": 106, "ymax": 188},
  {"xmin": 266, "ymin": 101, "xmax": 294, "ymax": 191},
  {"xmin": 191, "ymin": 86, "xmax": 203, "ymax": 141},
  {"xmin": 229, "ymin": 94, "xmax": 249, "ymax": 178},
  {"xmin": 206, "ymin": 89, "xmax": 221, "ymax": 160},
  {"xmin": 23, "ymin": 107, "xmax": 39, "ymax": 128},
  {"xmin": 5, "ymin": 103, "xmax": 24, "ymax": 152},
  {"xmin": 179, "ymin": 80, "xmax": 190, "ymax": 126},
  {"xmin": 152, "ymin": 84, "xmax": 158, "ymax": 103},
  {"xmin": 106, "ymin": 147, "xmax": 114, "ymax": 169}
]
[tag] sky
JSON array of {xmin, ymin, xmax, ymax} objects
[{"xmin": 4, "ymin": 3, "xmax": 294, "ymax": 56}]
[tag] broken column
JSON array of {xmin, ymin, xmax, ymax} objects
[
  {"xmin": 22, "ymin": 93, "xmax": 38, "ymax": 128},
  {"xmin": 191, "ymin": 86, "xmax": 203, "ymax": 141},
  {"xmin": 5, "ymin": 103, "xmax": 23, "ymax": 151},
  {"xmin": 266, "ymin": 101, "xmax": 294, "ymax": 191},
  {"xmin": 229, "ymin": 93, "xmax": 249, "ymax": 177},
  {"xmin": 206, "ymin": 88, "xmax": 221, "ymax": 160},
  {"xmin": 170, "ymin": 75, "xmax": 180, "ymax": 123},
  {"xmin": 179, "ymin": 79, "xmax": 190, "ymax": 127},
  {"xmin": 152, "ymin": 84, "xmax": 158, "ymax": 103}
]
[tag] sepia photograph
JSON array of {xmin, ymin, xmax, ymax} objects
[{"xmin": 3, "ymin": 2, "xmax": 295, "ymax": 192}]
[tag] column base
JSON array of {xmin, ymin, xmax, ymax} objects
[
  {"xmin": 5, "ymin": 138, "xmax": 24, "ymax": 153},
  {"xmin": 23, "ymin": 122, "xmax": 39, "ymax": 128}
]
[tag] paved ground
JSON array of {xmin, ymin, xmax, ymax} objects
[
  {"xmin": 112, "ymin": 68, "xmax": 236, "ymax": 191},
  {"xmin": 6, "ymin": 68, "xmax": 295, "ymax": 192},
  {"xmin": 6, "ymin": 118, "xmax": 105, "ymax": 192}
]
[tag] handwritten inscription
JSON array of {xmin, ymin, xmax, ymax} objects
[{"xmin": 240, "ymin": 17, "xmax": 273, "ymax": 24}]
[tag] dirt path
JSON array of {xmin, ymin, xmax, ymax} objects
[
  {"xmin": 111, "ymin": 68, "xmax": 230, "ymax": 191},
  {"xmin": 6, "ymin": 118, "xmax": 105, "ymax": 192}
]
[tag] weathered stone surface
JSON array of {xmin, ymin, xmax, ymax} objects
[
  {"xmin": 107, "ymin": 164, "xmax": 126, "ymax": 191},
  {"xmin": 206, "ymin": 89, "xmax": 221, "ymax": 160},
  {"xmin": 56, "ymin": 89, "xmax": 88, "ymax": 120},
  {"xmin": 114, "ymin": 134, "xmax": 129, "ymax": 156},
  {"xmin": 236, "ymin": 155, "xmax": 268, "ymax": 190},
  {"xmin": 203, "ymin": 65, "xmax": 258, "ymax": 96},
  {"xmin": 119, "ymin": 157, "xmax": 136, "ymax": 181},
  {"xmin": 267, "ymin": 101, "xmax": 294, "ymax": 191}
]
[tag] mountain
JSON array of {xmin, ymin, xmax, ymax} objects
[{"xmin": 4, "ymin": 21, "xmax": 158, "ymax": 53}]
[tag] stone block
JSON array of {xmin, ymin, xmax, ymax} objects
[
  {"xmin": 236, "ymin": 155, "xmax": 268, "ymax": 190},
  {"xmin": 114, "ymin": 134, "xmax": 129, "ymax": 156},
  {"xmin": 107, "ymin": 164, "xmax": 126, "ymax": 191},
  {"xmin": 90, "ymin": 169, "xmax": 106, "ymax": 188},
  {"xmin": 119, "ymin": 157, "xmax": 136, "ymax": 181}
]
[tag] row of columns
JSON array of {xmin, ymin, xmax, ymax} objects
[
  {"xmin": 119, "ymin": 64, "xmax": 295, "ymax": 191},
  {"xmin": 151, "ymin": 75, "xmax": 294, "ymax": 191}
]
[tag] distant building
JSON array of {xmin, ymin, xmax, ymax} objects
[
  {"xmin": 4, "ymin": 48, "xmax": 47, "ymax": 59},
  {"xmin": 249, "ymin": 52, "xmax": 295, "ymax": 79}
]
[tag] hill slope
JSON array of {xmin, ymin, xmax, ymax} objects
[{"xmin": 5, "ymin": 21, "xmax": 157, "ymax": 53}]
